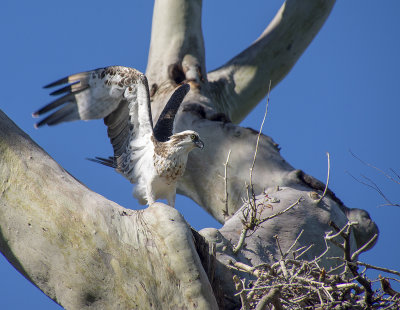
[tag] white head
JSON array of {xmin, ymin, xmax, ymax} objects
[{"xmin": 169, "ymin": 130, "xmax": 204, "ymax": 151}]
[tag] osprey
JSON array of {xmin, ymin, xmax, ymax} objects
[{"xmin": 33, "ymin": 66, "xmax": 204, "ymax": 208}]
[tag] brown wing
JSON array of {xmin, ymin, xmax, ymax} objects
[{"xmin": 33, "ymin": 66, "xmax": 143, "ymax": 127}]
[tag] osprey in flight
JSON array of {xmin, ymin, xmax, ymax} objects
[{"xmin": 33, "ymin": 66, "xmax": 204, "ymax": 208}]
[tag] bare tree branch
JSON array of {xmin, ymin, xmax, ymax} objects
[
  {"xmin": 0, "ymin": 110, "xmax": 218, "ymax": 309},
  {"xmin": 350, "ymin": 150, "xmax": 400, "ymax": 185},
  {"xmin": 347, "ymin": 171, "xmax": 400, "ymax": 207},
  {"xmin": 223, "ymin": 149, "xmax": 232, "ymax": 220},
  {"xmin": 146, "ymin": 0, "xmax": 208, "ymax": 122},
  {"xmin": 1, "ymin": 1, "xmax": 386, "ymax": 308},
  {"xmin": 208, "ymin": 0, "xmax": 336, "ymax": 123},
  {"xmin": 351, "ymin": 234, "xmax": 378, "ymax": 261},
  {"xmin": 317, "ymin": 152, "xmax": 330, "ymax": 203}
]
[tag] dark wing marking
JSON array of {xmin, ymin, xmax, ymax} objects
[
  {"xmin": 43, "ymin": 72, "xmax": 90, "ymax": 89},
  {"xmin": 153, "ymin": 83, "xmax": 190, "ymax": 142},
  {"xmin": 33, "ymin": 66, "xmax": 142, "ymax": 127},
  {"xmin": 35, "ymin": 103, "xmax": 80, "ymax": 127},
  {"xmin": 33, "ymin": 91, "xmax": 85, "ymax": 120},
  {"xmin": 86, "ymin": 156, "xmax": 117, "ymax": 168},
  {"xmin": 48, "ymin": 81, "xmax": 84, "ymax": 96},
  {"xmin": 104, "ymin": 100, "xmax": 131, "ymax": 158},
  {"xmin": 36, "ymin": 67, "xmax": 154, "ymax": 182},
  {"xmin": 33, "ymin": 71, "xmax": 93, "ymax": 123}
]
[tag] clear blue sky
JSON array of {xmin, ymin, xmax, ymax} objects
[{"xmin": 1, "ymin": 1, "xmax": 399, "ymax": 308}]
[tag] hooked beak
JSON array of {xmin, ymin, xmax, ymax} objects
[{"xmin": 195, "ymin": 139, "xmax": 204, "ymax": 149}]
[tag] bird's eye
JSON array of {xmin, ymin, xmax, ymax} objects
[{"xmin": 190, "ymin": 134, "xmax": 197, "ymax": 141}]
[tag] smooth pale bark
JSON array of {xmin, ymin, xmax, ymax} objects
[
  {"xmin": 147, "ymin": 0, "xmax": 336, "ymax": 123},
  {"xmin": 0, "ymin": 111, "xmax": 377, "ymax": 308},
  {"xmin": 0, "ymin": 110, "xmax": 218, "ymax": 309},
  {"xmin": 0, "ymin": 0, "xmax": 380, "ymax": 309},
  {"xmin": 147, "ymin": 0, "xmax": 206, "ymax": 87},
  {"xmin": 208, "ymin": 0, "xmax": 336, "ymax": 123},
  {"xmin": 147, "ymin": 0, "xmax": 339, "ymax": 222}
]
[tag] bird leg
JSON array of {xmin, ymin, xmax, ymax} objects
[{"xmin": 167, "ymin": 192, "xmax": 176, "ymax": 208}]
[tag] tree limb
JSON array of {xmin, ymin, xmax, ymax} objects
[
  {"xmin": 0, "ymin": 110, "xmax": 218, "ymax": 309},
  {"xmin": 0, "ymin": 1, "xmax": 383, "ymax": 308},
  {"xmin": 207, "ymin": 0, "xmax": 336, "ymax": 123},
  {"xmin": 146, "ymin": 0, "xmax": 208, "ymax": 123}
]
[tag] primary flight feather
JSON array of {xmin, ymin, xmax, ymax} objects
[{"xmin": 34, "ymin": 66, "xmax": 204, "ymax": 208}]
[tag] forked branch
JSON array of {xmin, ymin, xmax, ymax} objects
[{"xmin": 146, "ymin": 0, "xmax": 206, "ymax": 89}]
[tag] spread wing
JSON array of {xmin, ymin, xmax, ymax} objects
[
  {"xmin": 34, "ymin": 66, "xmax": 150, "ymax": 126},
  {"xmin": 35, "ymin": 66, "xmax": 190, "ymax": 185},
  {"xmin": 153, "ymin": 83, "xmax": 190, "ymax": 142},
  {"xmin": 35, "ymin": 66, "xmax": 192, "ymax": 204},
  {"xmin": 34, "ymin": 66, "xmax": 153, "ymax": 159}
]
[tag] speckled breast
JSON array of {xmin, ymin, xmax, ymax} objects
[{"xmin": 153, "ymin": 153, "xmax": 185, "ymax": 184}]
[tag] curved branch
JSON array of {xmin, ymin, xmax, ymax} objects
[
  {"xmin": 146, "ymin": 0, "xmax": 206, "ymax": 87},
  {"xmin": 207, "ymin": 0, "xmax": 336, "ymax": 123},
  {"xmin": 0, "ymin": 110, "xmax": 218, "ymax": 309}
]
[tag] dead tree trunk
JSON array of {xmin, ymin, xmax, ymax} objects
[{"xmin": 0, "ymin": 0, "xmax": 378, "ymax": 309}]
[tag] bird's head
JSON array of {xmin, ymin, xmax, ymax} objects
[{"xmin": 170, "ymin": 130, "xmax": 204, "ymax": 151}]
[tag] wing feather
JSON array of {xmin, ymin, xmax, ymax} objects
[
  {"xmin": 33, "ymin": 92, "xmax": 84, "ymax": 117},
  {"xmin": 153, "ymin": 83, "xmax": 190, "ymax": 142},
  {"xmin": 35, "ymin": 66, "xmax": 163, "ymax": 202},
  {"xmin": 132, "ymin": 75, "xmax": 153, "ymax": 137},
  {"xmin": 43, "ymin": 72, "xmax": 90, "ymax": 89},
  {"xmin": 48, "ymin": 81, "xmax": 85, "ymax": 96},
  {"xmin": 35, "ymin": 103, "xmax": 78, "ymax": 128},
  {"xmin": 34, "ymin": 66, "xmax": 144, "ymax": 126},
  {"xmin": 104, "ymin": 100, "xmax": 131, "ymax": 158},
  {"xmin": 86, "ymin": 156, "xmax": 116, "ymax": 168}
]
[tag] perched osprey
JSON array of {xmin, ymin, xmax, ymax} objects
[{"xmin": 33, "ymin": 66, "xmax": 204, "ymax": 208}]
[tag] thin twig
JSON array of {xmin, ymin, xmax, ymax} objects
[
  {"xmin": 312, "ymin": 237, "xmax": 330, "ymax": 263},
  {"xmin": 233, "ymin": 275, "xmax": 250, "ymax": 310},
  {"xmin": 389, "ymin": 168, "xmax": 400, "ymax": 181},
  {"xmin": 233, "ymin": 228, "xmax": 248, "ymax": 254},
  {"xmin": 255, "ymin": 288, "xmax": 282, "ymax": 310},
  {"xmin": 249, "ymin": 80, "xmax": 271, "ymax": 192},
  {"xmin": 234, "ymin": 81, "xmax": 273, "ymax": 255},
  {"xmin": 223, "ymin": 149, "xmax": 232, "ymax": 219},
  {"xmin": 234, "ymin": 262, "xmax": 262, "ymax": 278},
  {"xmin": 279, "ymin": 260, "xmax": 289, "ymax": 280},
  {"xmin": 283, "ymin": 229, "xmax": 304, "ymax": 259},
  {"xmin": 326, "ymin": 221, "xmax": 358, "ymax": 241},
  {"xmin": 347, "ymin": 171, "xmax": 400, "ymax": 207},
  {"xmin": 317, "ymin": 152, "xmax": 330, "ymax": 203},
  {"xmin": 362, "ymin": 175, "xmax": 400, "ymax": 207},
  {"xmin": 327, "ymin": 262, "xmax": 346, "ymax": 275},
  {"xmin": 328, "ymin": 257, "xmax": 400, "ymax": 277},
  {"xmin": 351, "ymin": 234, "xmax": 378, "ymax": 261},
  {"xmin": 274, "ymin": 235, "xmax": 284, "ymax": 259},
  {"xmin": 295, "ymin": 244, "xmax": 314, "ymax": 260},
  {"xmin": 316, "ymin": 288, "xmax": 324, "ymax": 306},
  {"xmin": 350, "ymin": 149, "xmax": 400, "ymax": 185},
  {"xmin": 257, "ymin": 197, "xmax": 302, "ymax": 226}
]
